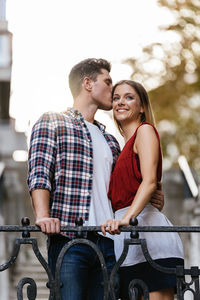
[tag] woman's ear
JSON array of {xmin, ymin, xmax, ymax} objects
[{"xmin": 83, "ymin": 77, "xmax": 92, "ymax": 92}]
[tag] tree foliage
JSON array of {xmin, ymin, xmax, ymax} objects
[{"xmin": 125, "ymin": 0, "xmax": 200, "ymax": 174}]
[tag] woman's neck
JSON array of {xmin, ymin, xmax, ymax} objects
[{"xmin": 121, "ymin": 121, "xmax": 142, "ymax": 144}]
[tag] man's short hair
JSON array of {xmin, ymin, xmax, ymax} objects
[{"xmin": 69, "ymin": 58, "xmax": 111, "ymax": 98}]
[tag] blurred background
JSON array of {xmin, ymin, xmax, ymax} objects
[{"xmin": 0, "ymin": 0, "xmax": 200, "ymax": 299}]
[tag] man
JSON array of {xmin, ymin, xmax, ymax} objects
[{"xmin": 28, "ymin": 58, "xmax": 163, "ymax": 300}]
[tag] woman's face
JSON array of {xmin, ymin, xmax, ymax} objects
[{"xmin": 112, "ymin": 84, "xmax": 144, "ymax": 123}]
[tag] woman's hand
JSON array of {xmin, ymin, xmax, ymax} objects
[{"xmin": 101, "ymin": 218, "xmax": 129, "ymax": 236}]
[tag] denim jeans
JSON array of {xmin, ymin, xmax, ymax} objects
[{"xmin": 48, "ymin": 233, "xmax": 119, "ymax": 300}]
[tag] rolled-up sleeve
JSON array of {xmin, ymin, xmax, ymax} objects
[{"xmin": 27, "ymin": 113, "xmax": 57, "ymax": 193}]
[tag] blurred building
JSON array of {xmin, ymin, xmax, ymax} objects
[
  {"xmin": 163, "ymin": 164, "xmax": 200, "ymax": 272},
  {"xmin": 0, "ymin": 0, "xmax": 32, "ymax": 299}
]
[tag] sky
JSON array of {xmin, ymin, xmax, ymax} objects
[{"xmin": 6, "ymin": 0, "xmax": 174, "ymax": 135}]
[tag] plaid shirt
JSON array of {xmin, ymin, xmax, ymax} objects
[{"xmin": 28, "ymin": 108, "xmax": 121, "ymax": 239}]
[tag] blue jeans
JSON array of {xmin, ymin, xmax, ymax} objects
[{"xmin": 48, "ymin": 233, "xmax": 119, "ymax": 300}]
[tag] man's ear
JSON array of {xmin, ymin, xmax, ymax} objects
[{"xmin": 83, "ymin": 77, "xmax": 92, "ymax": 92}]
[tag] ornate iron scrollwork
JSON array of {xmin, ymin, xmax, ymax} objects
[{"xmin": 1, "ymin": 217, "xmax": 200, "ymax": 299}]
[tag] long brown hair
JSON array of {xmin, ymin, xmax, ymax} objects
[{"xmin": 112, "ymin": 80, "xmax": 155, "ymax": 135}]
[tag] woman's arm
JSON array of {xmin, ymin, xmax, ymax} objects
[{"xmin": 101, "ymin": 124, "xmax": 160, "ymax": 235}]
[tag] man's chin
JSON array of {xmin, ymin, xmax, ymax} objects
[{"xmin": 99, "ymin": 104, "xmax": 112, "ymax": 111}]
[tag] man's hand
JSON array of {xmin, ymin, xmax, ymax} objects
[
  {"xmin": 150, "ymin": 182, "xmax": 164, "ymax": 211},
  {"xmin": 36, "ymin": 217, "xmax": 61, "ymax": 234}
]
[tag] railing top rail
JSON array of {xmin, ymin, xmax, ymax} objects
[{"xmin": 1, "ymin": 225, "xmax": 200, "ymax": 233}]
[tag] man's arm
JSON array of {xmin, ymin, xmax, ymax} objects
[
  {"xmin": 32, "ymin": 189, "xmax": 60, "ymax": 234},
  {"xmin": 150, "ymin": 182, "xmax": 164, "ymax": 211},
  {"xmin": 28, "ymin": 114, "xmax": 60, "ymax": 234}
]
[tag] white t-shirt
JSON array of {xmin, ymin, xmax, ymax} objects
[{"xmin": 84, "ymin": 121, "xmax": 114, "ymax": 235}]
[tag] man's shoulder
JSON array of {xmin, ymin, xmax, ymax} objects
[
  {"xmin": 40, "ymin": 111, "xmax": 69, "ymax": 120},
  {"xmin": 35, "ymin": 111, "xmax": 72, "ymax": 126}
]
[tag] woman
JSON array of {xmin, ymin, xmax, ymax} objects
[{"xmin": 101, "ymin": 80, "xmax": 184, "ymax": 300}]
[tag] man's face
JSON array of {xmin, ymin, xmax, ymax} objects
[{"xmin": 90, "ymin": 69, "xmax": 113, "ymax": 110}]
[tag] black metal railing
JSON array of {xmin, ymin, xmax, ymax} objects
[{"xmin": 1, "ymin": 217, "xmax": 200, "ymax": 299}]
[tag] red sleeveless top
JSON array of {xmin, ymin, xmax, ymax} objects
[{"xmin": 108, "ymin": 123, "xmax": 162, "ymax": 212}]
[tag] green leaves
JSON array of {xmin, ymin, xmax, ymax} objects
[{"xmin": 125, "ymin": 0, "xmax": 200, "ymax": 174}]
